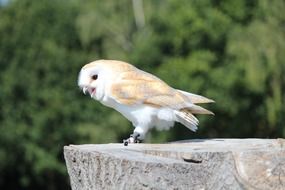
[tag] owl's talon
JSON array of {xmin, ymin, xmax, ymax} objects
[
  {"xmin": 123, "ymin": 133, "xmax": 142, "ymax": 146},
  {"xmin": 131, "ymin": 133, "xmax": 141, "ymax": 143},
  {"xmin": 123, "ymin": 140, "xmax": 129, "ymax": 146},
  {"xmin": 134, "ymin": 139, "xmax": 142, "ymax": 143}
]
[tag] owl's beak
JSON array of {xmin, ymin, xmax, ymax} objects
[
  {"xmin": 88, "ymin": 87, "xmax": 96, "ymax": 97},
  {"xmin": 82, "ymin": 87, "xmax": 88, "ymax": 95},
  {"xmin": 81, "ymin": 86, "xmax": 96, "ymax": 97}
]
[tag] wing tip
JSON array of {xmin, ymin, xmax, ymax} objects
[
  {"xmin": 183, "ymin": 105, "xmax": 214, "ymax": 115},
  {"xmin": 207, "ymin": 110, "xmax": 215, "ymax": 115},
  {"xmin": 178, "ymin": 90, "xmax": 215, "ymax": 104},
  {"xmin": 207, "ymin": 99, "xmax": 215, "ymax": 103}
]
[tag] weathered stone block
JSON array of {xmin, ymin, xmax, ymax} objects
[{"xmin": 64, "ymin": 139, "xmax": 285, "ymax": 190}]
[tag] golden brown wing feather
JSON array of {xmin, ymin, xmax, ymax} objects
[{"xmin": 110, "ymin": 69, "xmax": 187, "ymax": 108}]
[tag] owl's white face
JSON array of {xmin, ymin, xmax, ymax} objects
[
  {"xmin": 78, "ymin": 62, "xmax": 112, "ymax": 101},
  {"xmin": 78, "ymin": 66, "xmax": 99, "ymax": 98},
  {"xmin": 78, "ymin": 61, "xmax": 121, "ymax": 101}
]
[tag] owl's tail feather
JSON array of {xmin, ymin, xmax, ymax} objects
[
  {"xmin": 174, "ymin": 110, "xmax": 199, "ymax": 132},
  {"xmin": 174, "ymin": 105, "xmax": 213, "ymax": 132},
  {"xmin": 178, "ymin": 90, "xmax": 214, "ymax": 104}
]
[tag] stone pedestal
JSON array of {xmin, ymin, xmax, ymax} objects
[{"xmin": 64, "ymin": 139, "xmax": 285, "ymax": 190}]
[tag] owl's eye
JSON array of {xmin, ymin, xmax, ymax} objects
[{"xmin": 92, "ymin": 74, "xmax": 98, "ymax": 80}]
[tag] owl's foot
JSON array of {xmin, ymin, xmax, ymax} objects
[{"xmin": 123, "ymin": 133, "xmax": 142, "ymax": 146}]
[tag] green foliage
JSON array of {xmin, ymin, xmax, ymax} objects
[{"xmin": 0, "ymin": 0, "xmax": 284, "ymax": 189}]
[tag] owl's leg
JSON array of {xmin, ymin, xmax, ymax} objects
[
  {"xmin": 123, "ymin": 132, "xmax": 141, "ymax": 146},
  {"xmin": 123, "ymin": 126, "xmax": 147, "ymax": 146}
]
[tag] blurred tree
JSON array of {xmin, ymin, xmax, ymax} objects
[
  {"xmin": 226, "ymin": 0, "xmax": 285, "ymax": 136},
  {"xmin": 0, "ymin": 0, "xmax": 129, "ymax": 189},
  {"xmin": 130, "ymin": 0, "xmax": 285, "ymax": 140},
  {"xmin": 76, "ymin": 0, "xmax": 135, "ymax": 59},
  {"xmin": 0, "ymin": 1, "xmax": 83, "ymax": 189}
]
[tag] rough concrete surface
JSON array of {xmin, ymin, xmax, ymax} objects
[{"xmin": 64, "ymin": 139, "xmax": 285, "ymax": 190}]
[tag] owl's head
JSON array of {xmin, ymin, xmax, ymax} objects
[{"xmin": 78, "ymin": 59, "xmax": 133, "ymax": 100}]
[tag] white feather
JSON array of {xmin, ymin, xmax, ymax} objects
[{"xmin": 174, "ymin": 110, "xmax": 198, "ymax": 132}]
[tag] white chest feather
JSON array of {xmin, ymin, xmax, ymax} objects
[{"xmin": 100, "ymin": 96, "xmax": 175, "ymax": 130}]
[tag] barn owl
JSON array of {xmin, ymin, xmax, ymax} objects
[{"xmin": 78, "ymin": 60, "xmax": 214, "ymax": 145}]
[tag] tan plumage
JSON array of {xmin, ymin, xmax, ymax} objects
[{"xmin": 78, "ymin": 60, "xmax": 214, "ymax": 142}]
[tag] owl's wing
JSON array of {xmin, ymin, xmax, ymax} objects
[
  {"xmin": 110, "ymin": 69, "xmax": 213, "ymax": 132},
  {"xmin": 110, "ymin": 70, "xmax": 187, "ymax": 109}
]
